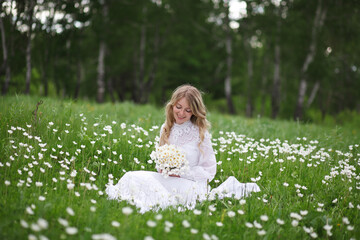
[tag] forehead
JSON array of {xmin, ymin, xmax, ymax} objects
[{"xmin": 176, "ymin": 97, "xmax": 190, "ymax": 108}]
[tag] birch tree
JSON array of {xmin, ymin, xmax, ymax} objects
[
  {"xmin": 96, "ymin": 0, "xmax": 108, "ymax": 103},
  {"xmin": 223, "ymin": 0, "xmax": 236, "ymax": 114},
  {"xmin": 0, "ymin": 13, "xmax": 11, "ymax": 95},
  {"xmin": 24, "ymin": 0, "xmax": 35, "ymax": 94},
  {"xmin": 294, "ymin": 0, "xmax": 326, "ymax": 120}
]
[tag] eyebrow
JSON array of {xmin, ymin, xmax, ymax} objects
[{"xmin": 177, "ymin": 103, "xmax": 191, "ymax": 110}]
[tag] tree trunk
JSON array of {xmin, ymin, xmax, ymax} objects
[
  {"xmin": 138, "ymin": 21, "xmax": 146, "ymax": 103},
  {"xmin": 24, "ymin": 0, "xmax": 35, "ymax": 95},
  {"xmin": 0, "ymin": 15, "xmax": 11, "ymax": 95},
  {"xmin": 42, "ymin": 2, "xmax": 58, "ymax": 97},
  {"xmin": 42, "ymin": 48, "xmax": 49, "ymax": 96},
  {"xmin": 132, "ymin": 49, "xmax": 138, "ymax": 102},
  {"xmin": 306, "ymin": 81, "xmax": 320, "ymax": 108},
  {"xmin": 107, "ymin": 77, "xmax": 116, "ymax": 103},
  {"xmin": 271, "ymin": 44, "xmax": 281, "ymax": 119},
  {"xmin": 294, "ymin": 0, "xmax": 326, "ymax": 120},
  {"xmin": 115, "ymin": 77, "xmax": 125, "ymax": 101},
  {"xmin": 96, "ymin": 41, "xmax": 106, "ymax": 103},
  {"xmin": 245, "ymin": 40, "xmax": 254, "ymax": 117},
  {"xmin": 96, "ymin": 1, "xmax": 108, "ymax": 103},
  {"xmin": 74, "ymin": 60, "xmax": 84, "ymax": 99},
  {"xmin": 224, "ymin": 2, "xmax": 236, "ymax": 114},
  {"xmin": 143, "ymin": 25, "xmax": 160, "ymax": 104},
  {"xmin": 260, "ymin": 55, "xmax": 269, "ymax": 117},
  {"xmin": 135, "ymin": 6, "xmax": 147, "ymax": 104}
]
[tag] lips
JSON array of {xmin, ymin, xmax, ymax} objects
[{"xmin": 177, "ymin": 115, "xmax": 186, "ymax": 119}]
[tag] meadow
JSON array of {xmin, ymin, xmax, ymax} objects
[{"xmin": 0, "ymin": 95, "xmax": 359, "ymax": 240}]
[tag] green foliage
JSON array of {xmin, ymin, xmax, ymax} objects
[{"xmin": 0, "ymin": 96, "xmax": 359, "ymax": 239}]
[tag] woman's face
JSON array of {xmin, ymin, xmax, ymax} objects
[{"xmin": 173, "ymin": 97, "xmax": 193, "ymax": 124}]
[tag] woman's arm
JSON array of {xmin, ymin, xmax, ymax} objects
[{"xmin": 181, "ymin": 131, "xmax": 216, "ymax": 182}]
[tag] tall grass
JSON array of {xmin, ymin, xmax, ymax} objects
[{"xmin": 0, "ymin": 95, "xmax": 359, "ymax": 240}]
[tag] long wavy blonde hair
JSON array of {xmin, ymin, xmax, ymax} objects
[{"xmin": 159, "ymin": 84, "xmax": 210, "ymax": 147}]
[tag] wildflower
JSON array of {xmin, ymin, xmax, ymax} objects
[
  {"xmin": 191, "ymin": 228, "xmax": 199, "ymax": 234},
  {"xmin": 58, "ymin": 218, "xmax": 69, "ymax": 227},
  {"xmin": 182, "ymin": 220, "xmax": 191, "ymax": 228},
  {"xmin": 276, "ymin": 219, "xmax": 285, "ymax": 225},
  {"xmin": 208, "ymin": 205, "xmax": 216, "ymax": 212},
  {"xmin": 239, "ymin": 199, "xmax": 246, "ymax": 205},
  {"xmin": 31, "ymin": 223, "xmax": 41, "ymax": 232},
  {"xmin": 20, "ymin": 219, "xmax": 29, "ymax": 228},
  {"xmin": 342, "ymin": 217, "xmax": 350, "ymax": 225},
  {"xmin": 291, "ymin": 220, "xmax": 299, "ymax": 227},
  {"xmin": 257, "ymin": 230, "xmax": 266, "ymax": 236},
  {"xmin": 111, "ymin": 221, "xmax": 120, "ymax": 227},
  {"xmin": 67, "ymin": 183, "xmax": 75, "ymax": 190},
  {"xmin": 245, "ymin": 222, "xmax": 253, "ymax": 228},
  {"xmin": 122, "ymin": 207, "xmax": 133, "ymax": 215},
  {"xmin": 26, "ymin": 207, "xmax": 34, "ymax": 215},
  {"xmin": 203, "ymin": 233, "xmax": 211, "ymax": 240},
  {"xmin": 28, "ymin": 234, "xmax": 37, "ymax": 240},
  {"xmin": 237, "ymin": 210, "xmax": 245, "ymax": 215},
  {"xmin": 147, "ymin": 220, "xmax": 157, "ymax": 228},
  {"xmin": 35, "ymin": 182, "xmax": 43, "ymax": 187},
  {"xmin": 324, "ymin": 224, "xmax": 332, "ymax": 231},
  {"xmin": 347, "ymin": 225, "xmax": 354, "ymax": 231},
  {"xmin": 65, "ymin": 227, "xmax": 78, "ymax": 235},
  {"xmin": 310, "ymin": 232, "xmax": 318, "ymax": 238},
  {"xmin": 300, "ymin": 210, "xmax": 308, "ymax": 216},
  {"xmin": 260, "ymin": 215, "xmax": 269, "ymax": 221},
  {"xmin": 155, "ymin": 214, "xmax": 163, "ymax": 220},
  {"xmin": 216, "ymin": 222, "xmax": 223, "ymax": 227},
  {"xmin": 165, "ymin": 221, "xmax": 173, "ymax": 228},
  {"xmin": 66, "ymin": 207, "xmax": 75, "ymax": 216},
  {"xmin": 227, "ymin": 211, "xmax": 236, "ymax": 217},
  {"xmin": 193, "ymin": 209, "xmax": 202, "ymax": 215},
  {"xmin": 253, "ymin": 221, "xmax": 262, "ymax": 229},
  {"xmin": 91, "ymin": 234, "xmax": 116, "ymax": 240},
  {"xmin": 37, "ymin": 218, "xmax": 49, "ymax": 230},
  {"xmin": 144, "ymin": 237, "xmax": 154, "ymax": 240},
  {"xmin": 290, "ymin": 212, "xmax": 302, "ymax": 220}
]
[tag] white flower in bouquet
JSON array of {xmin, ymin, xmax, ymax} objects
[{"xmin": 150, "ymin": 144, "xmax": 189, "ymax": 177}]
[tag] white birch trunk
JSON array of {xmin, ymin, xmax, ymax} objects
[
  {"xmin": 224, "ymin": 2, "xmax": 235, "ymax": 114},
  {"xmin": 0, "ymin": 16, "xmax": 11, "ymax": 95},
  {"xmin": 294, "ymin": 0, "xmax": 327, "ymax": 120},
  {"xmin": 24, "ymin": 0, "xmax": 34, "ymax": 94},
  {"xmin": 306, "ymin": 81, "xmax": 320, "ymax": 108},
  {"xmin": 96, "ymin": 41, "xmax": 106, "ymax": 103},
  {"xmin": 271, "ymin": 44, "xmax": 281, "ymax": 119}
]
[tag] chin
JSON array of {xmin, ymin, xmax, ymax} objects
[{"xmin": 175, "ymin": 117, "xmax": 187, "ymax": 124}]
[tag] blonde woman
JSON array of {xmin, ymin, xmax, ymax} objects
[{"xmin": 106, "ymin": 84, "xmax": 260, "ymax": 213}]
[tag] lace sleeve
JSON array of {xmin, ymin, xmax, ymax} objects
[{"xmin": 181, "ymin": 131, "xmax": 217, "ymax": 182}]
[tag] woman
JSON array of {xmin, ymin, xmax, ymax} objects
[{"xmin": 106, "ymin": 85, "xmax": 260, "ymax": 213}]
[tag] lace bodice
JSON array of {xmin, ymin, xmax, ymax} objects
[{"xmin": 160, "ymin": 121, "xmax": 216, "ymax": 183}]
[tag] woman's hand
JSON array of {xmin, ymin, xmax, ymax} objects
[
  {"xmin": 158, "ymin": 169, "xmax": 179, "ymax": 177},
  {"xmin": 169, "ymin": 174, "xmax": 180, "ymax": 178}
]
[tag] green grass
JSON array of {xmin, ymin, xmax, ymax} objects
[{"xmin": 0, "ymin": 95, "xmax": 359, "ymax": 240}]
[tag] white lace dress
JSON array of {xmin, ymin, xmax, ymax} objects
[{"xmin": 105, "ymin": 120, "xmax": 260, "ymax": 213}]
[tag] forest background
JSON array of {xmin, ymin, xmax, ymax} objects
[{"xmin": 1, "ymin": 0, "xmax": 359, "ymax": 126}]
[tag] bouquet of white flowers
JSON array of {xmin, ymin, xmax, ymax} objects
[{"xmin": 150, "ymin": 144, "xmax": 189, "ymax": 178}]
